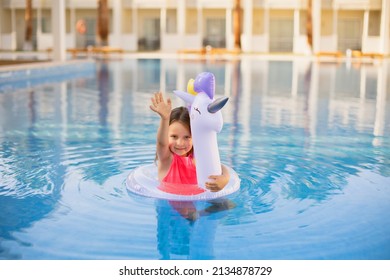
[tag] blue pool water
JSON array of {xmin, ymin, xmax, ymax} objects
[{"xmin": 0, "ymin": 57, "xmax": 389, "ymax": 260}]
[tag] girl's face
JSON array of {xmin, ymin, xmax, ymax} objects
[{"xmin": 168, "ymin": 121, "xmax": 193, "ymax": 156}]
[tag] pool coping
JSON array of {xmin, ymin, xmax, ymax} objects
[
  {"xmin": 0, "ymin": 59, "xmax": 96, "ymax": 93},
  {"xmin": 0, "ymin": 59, "xmax": 95, "ymax": 73}
]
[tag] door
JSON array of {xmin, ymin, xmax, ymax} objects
[
  {"xmin": 269, "ymin": 19, "xmax": 294, "ymax": 52},
  {"xmin": 204, "ymin": 18, "xmax": 226, "ymax": 48},
  {"xmin": 140, "ymin": 18, "xmax": 160, "ymax": 51},
  {"xmin": 76, "ymin": 18, "xmax": 96, "ymax": 48},
  {"xmin": 338, "ymin": 18, "xmax": 362, "ymax": 52}
]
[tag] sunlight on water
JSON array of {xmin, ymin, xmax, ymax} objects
[{"xmin": 0, "ymin": 58, "xmax": 389, "ymax": 260}]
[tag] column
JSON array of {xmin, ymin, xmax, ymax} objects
[
  {"xmin": 243, "ymin": 0, "xmax": 253, "ymax": 52},
  {"xmin": 37, "ymin": 2, "xmax": 42, "ymax": 50},
  {"xmin": 226, "ymin": 8, "xmax": 232, "ymax": 49},
  {"xmin": 362, "ymin": 9, "xmax": 369, "ymax": 52},
  {"xmin": 332, "ymin": 8, "xmax": 338, "ymax": 50},
  {"xmin": 293, "ymin": 8, "xmax": 299, "ymax": 53},
  {"xmin": 312, "ymin": 0, "xmax": 321, "ymax": 53},
  {"xmin": 177, "ymin": 0, "xmax": 186, "ymax": 49},
  {"xmin": 160, "ymin": 7, "xmax": 166, "ymax": 50},
  {"xmin": 161, "ymin": 7, "xmax": 166, "ymax": 34},
  {"xmin": 70, "ymin": 1, "xmax": 75, "ymax": 48},
  {"xmin": 52, "ymin": 0, "xmax": 66, "ymax": 61},
  {"xmin": 197, "ymin": 3, "xmax": 203, "ymax": 46},
  {"xmin": 132, "ymin": 3, "xmax": 138, "ymax": 44},
  {"xmin": 0, "ymin": 6, "xmax": 3, "ymax": 49},
  {"xmin": 379, "ymin": 0, "xmax": 390, "ymax": 54},
  {"xmin": 112, "ymin": 0, "xmax": 122, "ymax": 48},
  {"xmin": 11, "ymin": 8, "xmax": 16, "ymax": 50},
  {"xmin": 264, "ymin": 5, "xmax": 269, "ymax": 52}
]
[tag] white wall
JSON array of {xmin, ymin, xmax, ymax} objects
[
  {"xmin": 320, "ymin": 35, "xmax": 338, "ymax": 53},
  {"xmin": 363, "ymin": 37, "xmax": 381, "ymax": 53},
  {"xmin": 0, "ymin": 33, "xmax": 16, "ymax": 50},
  {"xmin": 113, "ymin": 34, "xmax": 137, "ymax": 51}
]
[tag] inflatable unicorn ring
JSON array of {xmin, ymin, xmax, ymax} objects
[{"xmin": 126, "ymin": 72, "xmax": 240, "ymax": 201}]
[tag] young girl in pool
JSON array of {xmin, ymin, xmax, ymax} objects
[{"xmin": 150, "ymin": 91, "xmax": 230, "ymax": 194}]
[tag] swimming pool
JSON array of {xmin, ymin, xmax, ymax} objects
[{"xmin": 0, "ymin": 57, "xmax": 389, "ymax": 260}]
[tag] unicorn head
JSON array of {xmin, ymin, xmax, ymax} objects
[
  {"xmin": 174, "ymin": 72, "xmax": 229, "ymax": 132},
  {"xmin": 173, "ymin": 72, "xmax": 229, "ymax": 189}
]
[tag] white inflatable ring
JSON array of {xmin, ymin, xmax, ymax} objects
[{"xmin": 126, "ymin": 164, "xmax": 240, "ymax": 201}]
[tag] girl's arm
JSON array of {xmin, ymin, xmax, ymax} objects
[
  {"xmin": 150, "ymin": 92, "xmax": 172, "ymax": 167},
  {"xmin": 205, "ymin": 165, "xmax": 230, "ymax": 192}
]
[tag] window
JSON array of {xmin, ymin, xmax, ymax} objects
[
  {"xmin": 41, "ymin": 17, "xmax": 51, "ymax": 33},
  {"xmin": 166, "ymin": 9, "xmax": 177, "ymax": 34},
  {"xmin": 368, "ymin": 10, "xmax": 380, "ymax": 36}
]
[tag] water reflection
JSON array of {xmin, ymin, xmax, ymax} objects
[
  {"xmin": 0, "ymin": 86, "xmax": 67, "ymax": 259},
  {"xmin": 156, "ymin": 199, "xmax": 236, "ymax": 260},
  {"xmin": 98, "ymin": 63, "xmax": 110, "ymax": 126}
]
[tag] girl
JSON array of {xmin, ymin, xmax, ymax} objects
[{"xmin": 150, "ymin": 92, "xmax": 229, "ymax": 194}]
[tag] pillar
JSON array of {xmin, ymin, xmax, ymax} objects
[
  {"xmin": 70, "ymin": 1, "xmax": 75, "ymax": 48},
  {"xmin": 242, "ymin": 0, "xmax": 253, "ymax": 52},
  {"xmin": 197, "ymin": 3, "xmax": 203, "ymax": 46},
  {"xmin": 226, "ymin": 8, "xmax": 232, "ymax": 49},
  {"xmin": 112, "ymin": 0, "xmax": 122, "ymax": 48},
  {"xmin": 132, "ymin": 3, "xmax": 138, "ymax": 43},
  {"xmin": 0, "ymin": 6, "xmax": 3, "ymax": 49},
  {"xmin": 312, "ymin": 0, "xmax": 321, "ymax": 53},
  {"xmin": 177, "ymin": 0, "xmax": 185, "ymax": 49},
  {"xmin": 12, "ymin": 8, "xmax": 16, "ymax": 50},
  {"xmin": 160, "ymin": 7, "xmax": 166, "ymax": 50},
  {"xmin": 37, "ymin": 1, "xmax": 42, "ymax": 50},
  {"xmin": 362, "ymin": 9, "xmax": 369, "ymax": 52},
  {"xmin": 379, "ymin": 0, "xmax": 390, "ymax": 54},
  {"xmin": 293, "ymin": 8, "xmax": 300, "ymax": 53},
  {"xmin": 264, "ymin": 5, "xmax": 269, "ymax": 52},
  {"xmin": 52, "ymin": 0, "xmax": 66, "ymax": 61},
  {"xmin": 333, "ymin": 8, "xmax": 338, "ymax": 50}
]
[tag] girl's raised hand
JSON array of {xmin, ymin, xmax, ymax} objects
[{"xmin": 150, "ymin": 92, "xmax": 172, "ymax": 120}]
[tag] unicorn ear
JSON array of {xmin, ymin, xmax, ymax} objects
[
  {"xmin": 194, "ymin": 72, "xmax": 215, "ymax": 99},
  {"xmin": 207, "ymin": 96, "xmax": 229, "ymax": 113},
  {"xmin": 173, "ymin": 90, "xmax": 195, "ymax": 105}
]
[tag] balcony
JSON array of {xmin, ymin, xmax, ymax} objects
[{"xmin": 333, "ymin": 0, "xmax": 382, "ymax": 9}]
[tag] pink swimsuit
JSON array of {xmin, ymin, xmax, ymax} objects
[{"xmin": 159, "ymin": 153, "xmax": 205, "ymax": 195}]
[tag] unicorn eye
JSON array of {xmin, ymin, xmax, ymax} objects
[{"xmin": 194, "ymin": 107, "xmax": 201, "ymax": 115}]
